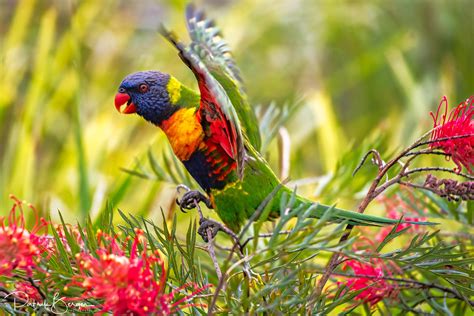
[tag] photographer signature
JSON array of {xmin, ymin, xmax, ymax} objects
[{"xmin": 1, "ymin": 291, "xmax": 98, "ymax": 314}]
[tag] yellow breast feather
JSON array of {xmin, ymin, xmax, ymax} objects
[{"xmin": 160, "ymin": 108, "xmax": 204, "ymax": 161}]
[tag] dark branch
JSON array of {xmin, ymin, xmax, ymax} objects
[
  {"xmin": 404, "ymin": 150, "xmax": 451, "ymax": 157},
  {"xmin": 241, "ymin": 230, "xmax": 294, "ymax": 248},
  {"xmin": 402, "ymin": 167, "xmax": 474, "ymax": 181},
  {"xmin": 411, "ymin": 133, "xmax": 474, "ymax": 151},
  {"xmin": 353, "ymin": 149, "xmax": 384, "ymax": 176}
]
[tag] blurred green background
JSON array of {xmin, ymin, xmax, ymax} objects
[{"xmin": 0, "ymin": 0, "xmax": 472, "ymax": 223}]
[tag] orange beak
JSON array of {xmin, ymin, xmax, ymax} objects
[{"xmin": 114, "ymin": 93, "xmax": 137, "ymax": 114}]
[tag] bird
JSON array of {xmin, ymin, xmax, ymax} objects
[{"xmin": 114, "ymin": 4, "xmax": 432, "ymax": 238}]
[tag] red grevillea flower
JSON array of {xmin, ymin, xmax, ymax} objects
[
  {"xmin": 430, "ymin": 96, "xmax": 474, "ymax": 173},
  {"xmin": 15, "ymin": 281, "xmax": 43, "ymax": 302},
  {"xmin": 375, "ymin": 209, "xmax": 426, "ymax": 242},
  {"xmin": 0, "ymin": 196, "xmax": 48, "ymax": 276},
  {"xmin": 71, "ymin": 230, "xmax": 209, "ymax": 315},
  {"xmin": 52, "ymin": 223, "xmax": 85, "ymax": 252},
  {"xmin": 375, "ymin": 192, "xmax": 427, "ymax": 242},
  {"xmin": 341, "ymin": 257, "xmax": 400, "ymax": 306}
]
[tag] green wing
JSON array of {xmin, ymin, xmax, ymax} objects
[
  {"xmin": 185, "ymin": 4, "xmax": 262, "ymax": 150},
  {"xmin": 185, "ymin": 4, "xmax": 243, "ymax": 87}
]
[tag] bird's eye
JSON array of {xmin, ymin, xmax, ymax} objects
[
  {"xmin": 118, "ymin": 87, "xmax": 126, "ymax": 93},
  {"xmin": 139, "ymin": 83, "xmax": 149, "ymax": 93}
]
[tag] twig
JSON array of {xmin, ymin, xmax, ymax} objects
[
  {"xmin": 399, "ymin": 297, "xmax": 434, "ymax": 316},
  {"xmin": 27, "ymin": 277, "xmax": 46, "ymax": 301},
  {"xmin": 404, "ymin": 150, "xmax": 451, "ymax": 157},
  {"xmin": 402, "ymin": 167, "xmax": 474, "ymax": 180},
  {"xmin": 398, "ymin": 181, "xmax": 441, "ymax": 196},
  {"xmin": 410, "ymin": 133, "xmax": 474, "ymax": 151},
  {"xmin": 207, "ymin": 229, "xmax": 222, "ymax": 281},
  {"xmin": 241, "ymin": 230, "xmax": 294, "ymax": 249},
  {"xmin": 214, "ymin": 222, "xmax": 242, "ymax": 249},
  {"xmin": 353, "ymin": 149, "xmax": 384, "ymax": 176}
]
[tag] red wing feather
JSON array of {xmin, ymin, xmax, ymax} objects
[
  {"xmin": 198, "ymin": 81, "xmax": 238, "ymax": 160},
  {"xmin": 159, "ymin": 24, "xmax": 245, "ymax": 178}
]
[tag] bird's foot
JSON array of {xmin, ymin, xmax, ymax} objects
[
  {"xmin": 176, "ymin": 185, "xmax": 242, "ymax": 250},
  {"xmin": 198, "ymin": 217, "xmax": 241, "ymax": 245},
  {"xmin": 198, "ymin": 218, "xmax": 224, "ymax": 242},
  {"xmin": 176, "ymin": 185, "xmax": 212, "ymax": 213}
]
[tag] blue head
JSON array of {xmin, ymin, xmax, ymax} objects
[{"xmin": 115, "ymin": 71, "xmax": 176, "ymax": 125}]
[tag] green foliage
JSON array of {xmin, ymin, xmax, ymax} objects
[{"xmin": 106, "ymin": 184, "xmax": 472, "ymax": 314}]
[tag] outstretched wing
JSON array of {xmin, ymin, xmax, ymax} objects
[
  {"xmin": 184, "ymin": 4, "xmax": 262, "ymax": 150},
  {"xmin": 185, "ymin": 4, "xmax": 243, "ymax": 89},
  {"xmin": 159, "ymin": 25, "xmax": 245, "ymax": 179}
]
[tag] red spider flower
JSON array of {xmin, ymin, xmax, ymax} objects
[
  {"xmin": 375, "ymin": 192, "xmax": 427, "ymax": 242},
  {"xmin": 375, "ymin": 209, "xmax": 426, "ymax": 242},
  {"xmin": 52, "ymin": 223, "xmax": 85, "ymax": 252},
  {"xmin": 71, "ymin": 230, "xmax": 209, "ymax": 315},
  {"xmin": 0, "ymin": 196, "xmax": 48, "ymax": 277},
  {"xmin": 15, "ymin": 281, "xmax": 43, "ymax": 302},
  {"xmin": 430, "ymin": 96, "xmax": 474, "ymax": 173},
  {"xmin": 341, "ymin": 257, "xmax": 400, "ymax": 306}
]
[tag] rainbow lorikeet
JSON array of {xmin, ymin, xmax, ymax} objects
[{"xmin": 114, "ymin": 5, "xmax": 430, "ymax": 237}]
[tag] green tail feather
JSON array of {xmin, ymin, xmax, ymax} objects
[{"xmin": 308, "ymin": 203, "xmax": 437, "ymax": 227}]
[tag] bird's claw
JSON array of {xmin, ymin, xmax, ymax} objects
[
  {"xmin": 176, "ymin": 184, "xmax": 191, "ymax": 194},
  {"xmin": 176, "ymin": 189, "xmax": 212, "ymax": 213},
  {"xmin": 198, "ymin": 218, "xmax": 222, "ymax": 242}
]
